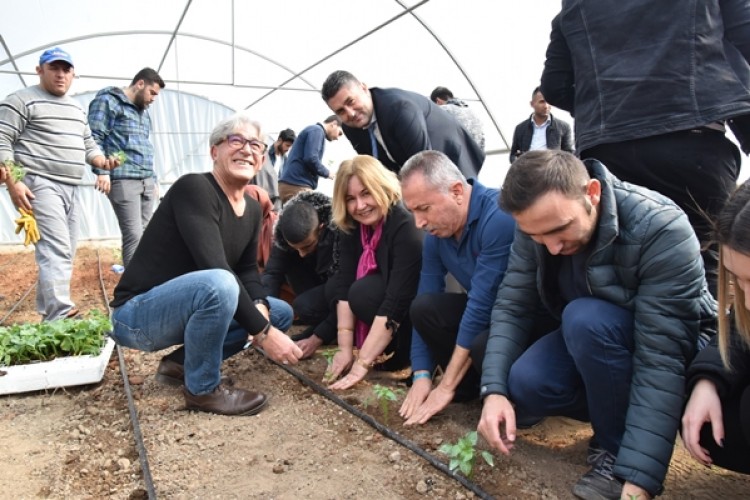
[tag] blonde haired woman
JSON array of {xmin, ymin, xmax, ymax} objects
[
  {"xmin": 683, "ymin": 179, "xmax": 750, "ymax": 474},
  {"xmin": 326, "ymin": 155, "xmax": 422, "ymax": 390}
]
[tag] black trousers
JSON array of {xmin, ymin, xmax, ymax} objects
[
  {"xmin": 293, "ymin": 283, "xmax": 328, "ymax": 325},
  {"xmin": 410, "ymin": 293, "xmax": 489, "ymax": 400},
  {"xmin": 346, "ymin": 274, "xmax": 412, "ymax": 370},
  {"xmin": 583, "ymin": 129, "xmax": 741, "ymax": 297},
  {"xmin": 699, "ymin": 385, "xmax": 750, "ymax": 474}
]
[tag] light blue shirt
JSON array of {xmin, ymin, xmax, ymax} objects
[{"xmin": 529, "ymin": 116, "xmax": 551, "ymax": 151}]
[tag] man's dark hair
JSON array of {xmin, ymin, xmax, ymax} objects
[
  {"xmin": 279, "ymin": 201, "xmax": 320, "ymax": 245},
  {"xmin": 131, "ymin": 67, "xmax": 165, "ymax": 88},
  {"xmin": 430, "ymin": 86, "xmax": 453, "ymax": 103},
  {"xmin": 324, "ymin": 115, "xmax": 342, "ymax": 126},
  {"xmin": 321, "ymin": 70, "xmax": 359, "ymax": 102},
  {"xmin": 500, "ymin": 150, "xmax": 589, "ymax": 213},
  {"xmin": 532, "ymin": 86, "xmax": 543, "ymax": 99},
  {"xmin": 278, "ymin": 128, "xmax": 296, "ymax": 142}
]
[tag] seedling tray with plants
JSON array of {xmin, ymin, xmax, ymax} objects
[{"xmin": 0, "ymin": 311, "xmax": 114, "ymax": 395}]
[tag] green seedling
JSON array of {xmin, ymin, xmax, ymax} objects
[
  {"xmin": 363, "ymin": 384, "xmax": 404, "ymax": 424},
  {"xmin": 438, "ymin": 431, "xmax": 494, "ymax": 479},
  {"xmin": 111, "ymin": 150, "xmax": 127, "ymax": 164},
  {"xmin": 320, "ymin": 347, "xmax": 340, "ymax": 383},
  {"xmin": 3, "ymin": 159, "xmax": 25, "ymax": 183},
  {"xmin": 0, "ymin": 310, "xmax": 111, "ymax": 367}
]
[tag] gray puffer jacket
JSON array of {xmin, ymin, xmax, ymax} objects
[{"xmin": 481, "ymin": 160, "xmax": 717, "ymax": 495}]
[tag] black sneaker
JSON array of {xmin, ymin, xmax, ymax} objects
[
  {"xmin": 572, "ymin": 449, "xmax": 623, "ymax": 500},
  {"xmin": 586, "ymin": 436, "xmax": 605, "ymax": 465}
]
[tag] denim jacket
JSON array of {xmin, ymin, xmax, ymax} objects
[{"xmin": 541, "ymin": 0, "xmax": 750, "ymax": 153}]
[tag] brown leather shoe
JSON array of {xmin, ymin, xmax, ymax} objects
[
  {"xmin": 183, "ymin": 384, "xmax": 268, "ymax": 416},
  {"xmin": 155, "ymin": 358, "xmax": 234, "ymax": 387}
]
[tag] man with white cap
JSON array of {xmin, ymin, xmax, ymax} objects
[{"xmin": 0, "ymin": 47, "xmax": 117, "ymax": 321}]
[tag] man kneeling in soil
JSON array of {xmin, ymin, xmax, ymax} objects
[
  {"xmin": 478, "ymin": 150, "xmax": 716, "ymax": 499},
  {"xmin": 110, "ymin": 113, "xmax": 302, "ymax": 416}
]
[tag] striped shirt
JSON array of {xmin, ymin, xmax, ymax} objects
[{"xmin": 0, "ymin": 85, "xmax": 102, "ymax": 185}]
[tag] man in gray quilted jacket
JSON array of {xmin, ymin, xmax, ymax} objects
[{"xmin": 477, "ymin": 150, "xmax": 716, "ymax": 500}]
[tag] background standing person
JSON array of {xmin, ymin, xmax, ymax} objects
[
  {"xmin": 0, "ymin": 47, "xmax": 115, "ymax": 321},
  {"xmin": 540, "ymin": 0, "xmax": 750, "ymax": 296},
  {"xmin": 110, "ymin": 113, "xmax": 299, "ymax": 415},
  {"xmin": 429, "ymin": 86, "xmax": 485, "ymax": 151},
  {"xmin": 322, "ymin": 70, "xmax": 485, "ymax": 178},
  {"xmin": 277, "ymin": 116, "xmax": 341, "ymax": 204},
  {"xmin": 509, "ymin": 86, "xmax": 573, "ymax": 163},
  {"xmin": 326, "ymin": 155, "xmax": 423, "ymax": 390},
  {"xmin": 683, "ymin": 179, "xmax": 750, "ymax": 475},
  {"xmin": 88, "ymin": 67, "xmax": 165, "ymax": 267},
  {"xmin": 251, "ymin": 128, "xmax": 296, "ymax": 212}
]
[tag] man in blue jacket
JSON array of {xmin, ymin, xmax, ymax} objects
[
  {"xmin": 277, "ymin": 116, "xmax": 341, "ymax": 204},
  {"xmin": 477, "ymin": 150, "xmax": 716, "ymax": 500},
  {"xmin": 398, "ymin": 150, "xmax": 515, "ymax": 426}
]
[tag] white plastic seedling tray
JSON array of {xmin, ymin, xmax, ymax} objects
[{"xmin": 0, "ymin": 337, "xmax": 115, "ymax": 395}]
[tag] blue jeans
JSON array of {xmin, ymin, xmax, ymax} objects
[
  {"xmin": 111, "ymin": 269, "xmax": 293, "ymax": 395},
  {"xmin": 508, "ymin": 297, "xmax": 634, "ymax": 455}
]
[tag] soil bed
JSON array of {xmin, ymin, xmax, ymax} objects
[{"xmin": 1, "ymin": 245, "xmax": 748, "ymax": 499}]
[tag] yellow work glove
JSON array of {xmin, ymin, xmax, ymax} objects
[{"xmin": 14, "ymin": 207, "xmax": 41, "ymax": 246}]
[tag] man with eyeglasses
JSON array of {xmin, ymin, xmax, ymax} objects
[
  {"xmin": 278, "ymin": 115, "xmax": 342, "ymax": 204},
  {"xmin": 110, "ymin": 112, "xmax": 302, "ymax": 416}
]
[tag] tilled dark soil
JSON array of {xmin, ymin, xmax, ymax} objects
[{"xmin": 1, "ymin": 245, "xmax": 749, "ymax": 499}]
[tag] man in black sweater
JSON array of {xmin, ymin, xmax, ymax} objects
[{"xmin": 110, "ymin": 113, "xmax": 302, "ymax": 416}]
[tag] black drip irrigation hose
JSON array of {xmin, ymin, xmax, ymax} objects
[
  {"xmin": 0, "ymin": 280, "xmax": 35, "ymax": 325},
  {"xmin": 254, "ymin": 347, "xmax": 496, "ymax": 500},
  {"xmin": 95, "ymin": 249, "xmax": 157, "ymax": 500}
]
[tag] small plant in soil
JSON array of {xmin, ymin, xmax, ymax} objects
[
  {"xmin": 320, "ymin": 347, "xmax": 339, "ymax": 383},
  {"xmin": 363, "ymin": 384, "xmax": 404, "ymax": 424},
  {"xmin": 438, "ymin": 431, "xmax": 494, "ymax": 479},
  {"xmin": 0, "ymin": 310, "xmax": 111, "ymax": 367}
]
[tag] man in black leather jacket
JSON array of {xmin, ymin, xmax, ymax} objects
[{"xmin": 540, "ymin": 0, "xmax": 750, "ymax": 297}]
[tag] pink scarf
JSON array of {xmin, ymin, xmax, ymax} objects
[{"xmin": 354, "ymin": 219, "xmax": 384, "ymax": 347}]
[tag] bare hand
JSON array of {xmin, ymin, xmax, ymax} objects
[
  {"xmin": 295, "ymin": 334, "xmax": 323, "ymax": 359},
  {"xmin": 329, "ymin": 361, "xmax": 368, "ymax": 390},
  {"xmin": 399, "ymin": 378, "xmax": 431, "ymax": 420},
  {"xmin": 95, "ymin": 175, "xmax": 111, "ymax": 194},
  {"xmin": 7, "ymin": 180, "xmax": 35, "ymax": 212},
  {"xmin": 259, "ymin": 327, "xmax": 303, "ymax": 365},
  {"xmin": 0, "ymin": 164, "xmax": 8, "ymax": 182},
  {"xmin": 622, "ymin": 482, "xmax": 651, "ymax": 500},
  {"xmin": 404, "ymin": 384, "xmax": 454, "ymax": 426},
  {"xmin": 477, "ymin": 394, "xmax": 517, "ymax": 456},
  {"xmin": 106, "ymin": 154, "xmax": 122, "ymax": 170},
  {"xmin": 327, "ymin": 349, "xmax": 353, "ymax": 381},
  {"xmin": 682, "ymin": 379, "xmax": 724, "ymax": 466}
]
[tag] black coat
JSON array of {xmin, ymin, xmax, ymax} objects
[
  {"xmin": 342, "ymin": 87, "xmax": 485, "ymax": 178},
  {"xmin": 509, "ymin": 114, "xmax": 574, "ymax": 163}
]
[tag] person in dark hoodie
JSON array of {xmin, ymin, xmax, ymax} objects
[
  {"xmin": 683, "ymin": 179, "xmax": 750, "ymax": 475},
  {"xmin": 89, "ymin": 67, "xmax": 165, "ymax": 266},
  {"xmin": 262, "ymin": 190, "xmax": 339, "ymax": 359}
]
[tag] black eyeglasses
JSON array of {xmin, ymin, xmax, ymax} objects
[{"xmin": 223, "ymin": 134, "xmax": 267, "ymax": 154}]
